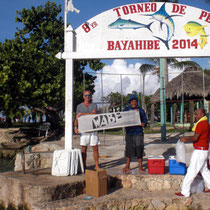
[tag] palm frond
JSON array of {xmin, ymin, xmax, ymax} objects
[
  {"xmin": 170, "ymin": 61, "xmax": 202, "ymax": 70},
  {"xmin": 139, "ymin": 64, "xmax": 156, "ymax": 74}
]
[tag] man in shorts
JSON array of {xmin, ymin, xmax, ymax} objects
[
  {"xmin": 121, "ymin": 94, "xmax": 147, "ymax": 174},
  {"xmin": 74, "ymin": 90, "xmax": 100, "ymax": 170}
]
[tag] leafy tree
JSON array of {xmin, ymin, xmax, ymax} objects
[
  {"xmin": 0, "ymin": 39, "xmax": 27, "ymax": 126},
  {"xmin": 102, "ymin": 92, "xmax": 124, "ymax": 107},
  {"xmin": 73, "ymin": 60, "xmax": 105, "ymax": 111},
  {"xmin": 204, "ymin": 68, "xmax": 210, "ymax": 76},
  {"xmin": 102, "ymin": 91, "xmax": 145, "ymax": 111},
  {"xmin": 0, "ymin": 1, "xmax": 104, "ymax": 130}
]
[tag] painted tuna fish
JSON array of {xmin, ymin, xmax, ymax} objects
[
  {"xmin": 145, "ymin": 3, "xmax": 179, "ymax": 50},
  {"xmin": 184, "ymin": 21, "xmax": 208, "ymax": 49},
  {"xmin": 108, "ymin": 18, "xmax": 153, "ymax": 32}
]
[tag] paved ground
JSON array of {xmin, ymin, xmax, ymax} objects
[
  {"xmin": 1, "ymin": 131, "xmax": 210, "ymax": 210},
  {"xmin": 2, "ymin": 131, "xmax": 196, "ymax": 185},
  {"xmin": 78, "ymin": 131, "xmax": 197, "ymax": 174}
]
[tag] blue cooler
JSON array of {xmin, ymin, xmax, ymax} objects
[{"xmin": 169, "ymin": 156, "xmax": 186, "ymax": 175}]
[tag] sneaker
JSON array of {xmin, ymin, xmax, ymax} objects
[
  {"xmin": 175, "ymin": 192, "xmax": 184, "ymax": 197},
  {"xmin": 204, "ymin": 189, "xmax": 210, "ymax": 193}
]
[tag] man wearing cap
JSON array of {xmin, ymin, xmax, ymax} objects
[
  {"xmin": 176, "ymin": 108, "xmax": 210, "ymax": 197},
  {"xmin": 74, "ymin": 90, "xmax": 100, "ymax": 170},
  {"xmin": 121, "ymin": 94, "xmax": 147, "ymax": 174}
]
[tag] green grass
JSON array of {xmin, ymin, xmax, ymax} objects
[
  {"xmin": 0, "ymin": 121, "xmax": 190, "ymax": 135},
  {"xmin": 98, "ymin": 124, "xmax": 191, "ymax": 135}
]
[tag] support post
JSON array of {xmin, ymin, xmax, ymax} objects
[
  {"xmin": 180, "ymin": 102, "xmax": 183, "ymax": 124},
  {"xmin": 170, "ymin": 104, "xmax": 173, "ymax": 124},
  {"xmin": 160, "ymin": 58, "xmax": 166, "ymax": 141},
  {"xmin": 65, "ymin": 26, "xmax": 74, "ymax": 151}
]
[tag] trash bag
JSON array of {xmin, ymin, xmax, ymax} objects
[
  {"xmin": 191, "ymin": 175, "xmax": 204, "ymax": 194},
  {"xmin": 176, "ymin": 139, "xmax": 186, "ymax": 163}
]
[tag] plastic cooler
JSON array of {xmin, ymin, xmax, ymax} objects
[
  {"xmin": 147, "ymin": 155, "xmax": 165, "ymax": 174},
  {"xmin": 169, "ymin": 156, "xmax": 186, "ymax": 175}
]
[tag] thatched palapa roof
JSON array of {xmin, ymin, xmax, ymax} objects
[{"xmin": 151, "ymin": 67, "xmax": 210, "ymax": 102}]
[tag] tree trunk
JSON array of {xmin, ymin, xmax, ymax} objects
[
  {"xmin": 45, "ymin": 109, "xmax": 61, "ymax": 130},
  {"xmin": 5, "ymin": 116, "xmax": 12, "ymax": 127},
  {"xmin": 35, "ymin": 107, "xmax": 62, "ymax": 131},
  {"xmin": 189, "ymin": 100, "xmax": 194, "ymax": 130}
]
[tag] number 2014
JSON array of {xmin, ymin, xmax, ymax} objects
[{"xmin": 172, "ymin": 39, "xmax": 198, "ymax": 49}]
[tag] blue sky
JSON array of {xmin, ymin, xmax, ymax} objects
[{"xmin": 0, "ymin": 0, "xmax": 209, "ymax": 69}]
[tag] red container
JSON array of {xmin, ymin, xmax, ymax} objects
[{"xmin": 147, "ymin": 155, "xmax": 165, "ymax": 174}]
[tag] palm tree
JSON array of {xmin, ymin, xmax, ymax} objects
[
  {"xmin": 139, "ymin": 58, "xmax": 201, "ymax": 131},
  {"xmin": 138, "ymin": 0, "xmax": 202, "ymax": 132},
  {"xmin": 145, "ymin": 58, "xmax": 201, "ymax": 84}
]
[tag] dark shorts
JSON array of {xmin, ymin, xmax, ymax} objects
[{"xmin": 125, "ymin": 133, "xmax": 144, "ymax": 158}]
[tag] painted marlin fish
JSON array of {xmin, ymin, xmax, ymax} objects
[
  {"xmin": 144, "ymin": 3, "xmax": 180, "ymax": 50},
  {"xmin": 108, "ymin": 18, "xmax": 153, "ymax": 32},
  {"xmin": 184, "ymin": 21, "xmax": 208, "ymax": 49}
]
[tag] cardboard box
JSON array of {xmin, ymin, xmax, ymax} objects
[
  {"xmin": 85, "ymin": 169, "xmax": 107, "ymax": 197},
  {"xmin": 147, "ymin": 155, "xmax": 165, "ymax": 174},
  {"xmin": 169, "ymin": 156, "xmax": 186, "ymax": 175}
]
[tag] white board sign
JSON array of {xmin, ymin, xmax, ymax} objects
[
  {"xmin": 64, "ymin": 2, "xmax": 210, "ymax": 59},
  {"xmin": 78, "ymin": 111, "xmax": 141, "ymax": 133}
]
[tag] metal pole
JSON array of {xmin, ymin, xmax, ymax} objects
[
  {"xmin": 120, "ymin": 74, "xmax": 124, "ymax": 109},
  {"xmin": 202, "ymin": 70, "xmax": 205, "ymax": 106},
  {"xmin": 141, "ymin": 74, "xmax": 143, "ymax": 108},
  {"xmin": 142, "ymin": 74, "xmax": 145, "ymax": 111},
  {"xmin": 181, "ymin": 73, "xmax": 184, "ymax": 132},
  {"xmin": 101, "ymin": 72, "xmax": 104, "ymax": 109},
  {"xmin": 180, "ymin": 103, "xmax": 183, "ymax": 123},
  {"xmin": 160, "ymin": 58, "xmax": 166, "ymax": 141},
  {"xmin": 120, "ymin": 74, "xmax": 125, "ymax": 144},
  {"xmin": 101, "ymin": 72, "xmax": 106, "ymax": 145}
]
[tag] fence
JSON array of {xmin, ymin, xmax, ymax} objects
[{"xmin": 82, "ymin": 67, "xmax": 210, "ymax": 143}]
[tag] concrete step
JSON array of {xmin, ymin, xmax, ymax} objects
[
  {"xmin": 32, "ymin": 188, "xmax": 210, "ymax": 210},
  {"xmin": 0, "ymin": 168, "xmax": 210, "ymax": 210}
]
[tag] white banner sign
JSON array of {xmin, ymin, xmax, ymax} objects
[
  {"xmin": 78, "ymin": 111, "xmax": 141, "ymax": 133},
  {"xmin": 70, "ymin": 2, "xmax": 210, "ymax": 59}
]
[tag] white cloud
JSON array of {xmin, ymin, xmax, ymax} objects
[
  {"xmin": 92, "ymin": 58, "xmax": 193, "ymax": 102},
  {"xmin": 91, "ymin": 56, "xmax": 210, "ymax": 104},
  {"xmin": 93, "ymin": 59, "xmax": 160, "ymax": 102}
]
